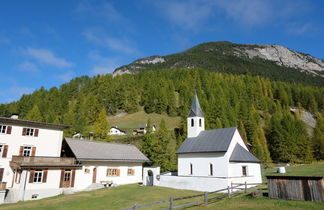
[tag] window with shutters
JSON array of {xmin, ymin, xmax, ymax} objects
[
  {"xmin": 23, "ymin": 146, "xmax": 32, "ymax": 157},
  {"xmin": 33, "ymin": 169, "xmax": 43, "ymax": 183},
  {"xmin": 26, "ymin": 128, "xmax": 34, "ymax": 136},
  {"xmin": 127, "ymin": 168, "xmax": 134, "ymax": 176},
  {"xmin": 107, "ymin": 168, "xmax": 119, "ymax": 176}
]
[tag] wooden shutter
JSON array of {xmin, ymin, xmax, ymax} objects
[
  {"xmin": 6, "ymin": 126, "xmax": 12, "ymax": 134},
  {"xmin": 59, "ymin": 169, "xmax": 64, "ymax": 188},
  {"xmin": 116, "ymin": 169, "xmax": 120, "ymax": 176},
  {"xmin": 71, "ymin": 169, "xmax": 76, "ymax": 187},
  {"xmin": 0, "ymin": 168, "xmax": 4, "ymax": 182},
  {"xmin": 29, "ymin": 169, "xmax": 35, "ymax": 183},
  {"xmin": 132, "ymin": 169, "xmax": 135, "ymax": 175},
  {"xmin": 42, "ymin": 169, "xmax": 48, "ymax": 183},
  {"xmin": 31, "ymin": 147, "xmax": 36, "ymax": 156},
  {"xmin": 34, "ymin": 129, "xmax": 39, "ymax": 137},
  {"xmin": 2, "ymin": 145, "xmax": 8, "ymax": 158},
  {"xmin": 19, "ymin": 146, "xmax": 24, "ymax": 156},
  {"xmin": 22, "ymin": 128, "xmax": 27, "ymax": 136}
]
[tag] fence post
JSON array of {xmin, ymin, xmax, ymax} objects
[
  {"xmin": 245, "ymin": 181, "xmax": 247, "ymax": 193},
  {"xmin": 204, "ymin": 192, "xmax": 208, "ymax": 205},
  {"xmin": 169, "ymin": 197, "xmax": 173, "ymax": 210},
  {"xmin": 227, "ymin": 186, "xmax": 231, "ymax": 198},
  {"xmin": 231, "ymin": 182, "xmax": 233, "ymax": 193},
  {"xmin": 133, "ymin": 203, "xmax": 137, "ymax": 210}
]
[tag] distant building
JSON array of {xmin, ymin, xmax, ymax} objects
[
  {"xmin": 108, "ymin": 126, "xmax": 126, "ymax": 136},
  {"xmin": 133, "ymin": 124, "xmax": 156, "ymax": 135}
]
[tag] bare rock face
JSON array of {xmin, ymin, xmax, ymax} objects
[{"xmin": 236, "ymin": 45, "xmax": 324, "ymax": 77}]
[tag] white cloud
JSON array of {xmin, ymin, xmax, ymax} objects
[
  {"xmin": 153, "ymin": 0, "xmax": 312, "ymax": 29},
  {"xmin": 17, "ymin": 61, "xmax": 38, "ymax": 73},
  {"xmin": 285, "ymin": 23, "xmax": 315, "ymax": 35},
  {"xmin": 57, "ymin": 71, "xmax": 75, "ymax": 82},
  {"xmin": 76, "ymin": 0, "xmax": 124, "ymax": 23},
  {"xmin": 153, "ymin": 0, "xmax": 214, "ymax": 31},
  {"xmin": 84, "ymin": 30, "xmax": 139, "ymax": 55},
  {"xmin": 88, "ymin": 51, "xmax": 120, "ymax": 75},
  {"xmin": 23, "ymin": 47, "xmax": 74, "ymax": 68},
  {"xmin": 0, "ymin": 86, "xmax": 35, "ymax": 103}
]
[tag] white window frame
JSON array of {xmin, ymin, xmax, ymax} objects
[
  {"xmin": 0, "ymin": 144, "xmax": 3, "ymax": 157},
  {"xmin": 107, "ymin": 168, "xmax": 118, "ymax": 176},
  {"xmin": 23, "ymin": 146, "xmax": 32, "ymax": 157},
  {"xmin": 0, "ymin": 125, "xmax": 7, "ymax": 134},
  {"xmin": 26, "ymin": 128, "xmax": 35, "ymax": 136},
  {"xmin": 127, "ymin": 168, "xmax": 134, "ymax": 176},
  {"xmin": 242, "ymin": 166, "xmax": 248, "ymax": 177},
  {"xmin": 33, "ymin": 169, "xmax": 43, "ymax": 183}
]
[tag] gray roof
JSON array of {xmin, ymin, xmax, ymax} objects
[
  {"xmin": 0, "ymin": 116, "xmax": 69, "ymax": 130},
  {"xmin": 188, "ymin": 94, "xmax": 204, "ymax": 117},
  {"xmin": 65, "ymin": 138, "xmax": 150, "ymax": 162},
  {"xmin": 176, "ymin": 127, "xmax": 237, "ymax": 154},
  {"xmin": 230, "ymin": 143, "xmax": 260, "ymax": 163}
]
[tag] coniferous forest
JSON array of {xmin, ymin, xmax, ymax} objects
[{"xmin": 1, "ymin": 68, "xmax": 323, "ymax": 171}]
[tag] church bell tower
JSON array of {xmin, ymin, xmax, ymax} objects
[{"xmin": 187, "ymin": 94, "xmax": 205, "ymax": 138}]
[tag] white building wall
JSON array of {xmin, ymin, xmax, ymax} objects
[
  {"xmin": 187, "ymin": 117, "xmax": 205, "ymax": 138},
  {"xmin": 178, "ymin": 152, "xmax": 228, "ymax": 177},
  {"xmin": 74, "ymin": 161, "xmax": 143, "ymax": 191},
  {"xmin": 0, "ymin": 124, "xmax": 63, "ymax": 185},
  {"xmin": 228, "ymin": 163, "xmax": 262, "ymax": 183}
]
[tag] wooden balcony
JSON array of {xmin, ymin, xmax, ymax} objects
[
  {"xmin": 10, "ymin": 156, "xmax": 81, "ymax": 169},
  {"xmin": 0, "ymin": 182, "xmax": 6, "ymax": 191}
]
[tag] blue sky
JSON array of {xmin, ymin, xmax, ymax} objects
[{"xmin": 0, "ymin": 0, "xmax": 324, "ymax": 103}]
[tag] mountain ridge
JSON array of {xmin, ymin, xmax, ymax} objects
[{"xmin": 113, "ymin": 41, "xmax": 324, "ymax": 86}]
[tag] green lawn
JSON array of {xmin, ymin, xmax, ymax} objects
[
  {"xmin": 2, "ymin": 163, "xmax": 324, "ymax": 210},
  {"xmin": 108, "ymin": 109, "xmax": 181, "ymax": 134},
  {"xmin": 262, "ymin": 162, "xmax": 324, "ymax": 182}
]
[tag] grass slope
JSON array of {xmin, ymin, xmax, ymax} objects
[{"xmin": 108, "ymin": 109, "xmax": 181, "ymax": 135}]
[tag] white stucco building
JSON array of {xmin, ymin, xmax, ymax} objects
[
  {"xmin": 108, "ymin": 126, "xmax": 126, "ymax": 136},
  {"xmin": 0, "ymin": 115, "xmax": 149, "ymax": 203},
  {"xmin": 144, "ymin": 94, "xmax": 262, "ymax": 192}
]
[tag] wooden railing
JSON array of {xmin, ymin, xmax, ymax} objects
[
  {"xmin": 124, "ymin": 182, "xmax": 262, "ymax": 210},
  {"xmin": 0, "ymin": 182, "xmax": 7, "ymax": 191},
  {"xmin": 11, "ymin": 156, "xmax": 77, "ymax": 165}
]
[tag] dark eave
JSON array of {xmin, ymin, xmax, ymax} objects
[{"xmin": 0, "ymin": 117, "xmax": 69, "ymax": 130}]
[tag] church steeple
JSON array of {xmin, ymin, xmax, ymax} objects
[
  {"xmin": 188, "ymin": 94, "xmax": 204, "ymax": 118},
  {"xmin": 187, "ymin": 94, "xmax": 205, "ymax": 138}
]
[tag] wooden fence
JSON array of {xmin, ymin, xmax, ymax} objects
[
  {"xmin": 123, "ymin": 182, "xmax": 261, "ymax": 210},
  {"xmin": 267, "ymin": 176, "xmax": 324, "ymax": 202}
]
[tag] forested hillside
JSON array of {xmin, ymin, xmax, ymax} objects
[{"xmin": 1, "ymin": 69, "xmax": 323, "ymax": 171}]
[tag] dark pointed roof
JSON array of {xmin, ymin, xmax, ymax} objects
[
  {"xmin": 229, "ymin": 143, "xmax": 260, "ymax": 163},
  {"xmin": 188, "ymin": 94, "xmax": 204, "ymax": 117},
  {"xmin": 176, "ymin": 127, "xmax": 237, "ymax": 154}
]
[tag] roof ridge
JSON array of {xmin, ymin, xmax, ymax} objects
[{"xmin": 65, "ymin": 138, "xmax": 135, "ymax": 147}]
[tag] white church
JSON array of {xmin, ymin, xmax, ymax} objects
[{"xmin": 144, "ymin": 94, "xmax": 262, "ymax": 192}]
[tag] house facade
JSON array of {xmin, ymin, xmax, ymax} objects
[
  {"xmin": 0, "ymin": 116, "xmax": 149, "ymax": 203},
  {"xmin": 144, "ymin": 94, "xmax": 262, "ymax": 192},
  {"xmin": 108, "ymin": 126, "xmax": 126, "ymax": 136}
]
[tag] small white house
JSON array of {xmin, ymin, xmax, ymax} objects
[
  {"xmin": 144, "ymin": 94, "xmax": 262, "ymax": 192},
  {"xmin": 108, "ymin": 127, "xmax": 126, "ymax": 136}
]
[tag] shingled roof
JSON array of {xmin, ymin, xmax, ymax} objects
[
  {"xmin": 176, "ymin": 127, "xmax": 237, "ymax": 154},
  {"xmin": 65, "ymin": 138, "xmax": 149, "ymax": 162},
  {"xmin": 230, "ymin": 143, "xmax": 260, "ymax": 163},
  {"xmin": 188, "ymin": 94, "xmax": 204, "ymax": 117}
]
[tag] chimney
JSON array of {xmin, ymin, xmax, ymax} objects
[
  {"xmin": 10, "ymin": 114, "xmax": 19, "ymax": 119},
  {"xmin": 89, "ymin": 132, "xmax": 94, "ymax": 141}
]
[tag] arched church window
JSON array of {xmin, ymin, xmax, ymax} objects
[
  {"xmin": 191, "ymin": 119, "xmax": 194, "ymax": 127},
  {"xmin": 199, "ymin": 119, "xmax": 202, "ymax": 127}
]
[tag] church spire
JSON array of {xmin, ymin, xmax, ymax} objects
[{"xmin": 188, "ymin": 93, "xmax": 204, "ymax": 117}]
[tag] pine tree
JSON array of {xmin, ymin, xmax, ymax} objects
[
  {"xmin": 25, "ymin": 105, "xmax": 43, "ymax": 122},
  {"xmin": 313, "ymin": 115, "xmax": 324, "ymax": 160},
  {"xmin": 93, "ymin": 108, "xmax": 111, "ymax": 141}
]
